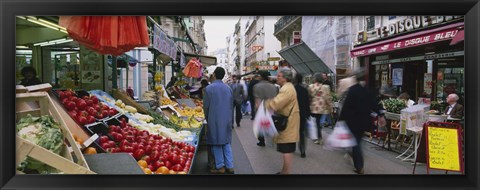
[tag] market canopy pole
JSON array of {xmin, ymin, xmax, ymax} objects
[{"xmin": 112, "ymin": 56, "xmax": 118, "ymax": 89}]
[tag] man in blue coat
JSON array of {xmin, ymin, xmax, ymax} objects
[{"xmin": 203, "ymin": 67, "xmax": 235, "ymax": 174}]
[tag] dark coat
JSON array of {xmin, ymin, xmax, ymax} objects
[
  {"xmin": 20, "ymin": 78, "xmax": 42, "ymax": 86},
  {"xmin": 294, "ymin": 84, "xmax": 311, "ymax": 119},
  {"xmin": 248, "ymin": 79, "xmax": 259, "ymax": 101},
  {"xmin": 339, "ymin": 83, "xmax": 382, "ymax": 134},
  {"xmin": 444, "ymin": 103, "xmax": 464, "ymax": 119}
]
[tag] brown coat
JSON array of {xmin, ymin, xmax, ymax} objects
[
  {"xmin": 267, "ymin": 82, "xmax": 300, "ymax": 144},
  {"xmin": 308, "ymin": 83, "xmax": 333, "ymax": 115}
]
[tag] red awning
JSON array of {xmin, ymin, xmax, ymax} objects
[
  {"xmin": 350, "ymin": 22, "xmax": 464, "ymax": 57},
  {"xmin": 449, "ymin": 28, "xmax": 464, "ymax": 45}
]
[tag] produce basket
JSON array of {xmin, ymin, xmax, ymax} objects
[
  {"xmin": 16, "ymin": 92, "xmax": 94, "ymax": 174},
  {"xmin": 112, "ymin": 89, "xmax": 149, "ymax": 114}
]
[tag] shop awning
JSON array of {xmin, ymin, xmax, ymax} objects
[
  {"xmin": 450, "ymin": 27, "xmax": 464, "ymax": 45},
  {"xmin": 183, "ymin": 52, "xmax": 217, "ymax": 66},
  {"xmin": 278, "ymin": 41, "xmax": 333, "ymax": 75},
  {"xmin": 351, "ymin": 22, "xmax": 464, "ymax": 57}
]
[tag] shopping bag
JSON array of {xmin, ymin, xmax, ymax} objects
[
  {"xmin": 253, "ymin": 100, "xmax": 278, "ymax": 138},
  {"xmin": 324, "ymin": 121, "xmax": 357, "ymax": 150},
  {"xmin": 307, "ymin": 116, "xmax": 318, "ymax": 140}
]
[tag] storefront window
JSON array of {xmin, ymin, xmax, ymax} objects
[{"xmin": 436, "ymin": 67, "xmax": 464, "ymax": 102}]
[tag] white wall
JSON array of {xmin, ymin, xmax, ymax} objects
[{"xmin": 263, "ymin": 16, "xmax": 282, "ymax": 61}]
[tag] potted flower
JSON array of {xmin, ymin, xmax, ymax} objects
[{"xmin": 381, "ymin": 98, "xmax": 407, "ymax": 120}]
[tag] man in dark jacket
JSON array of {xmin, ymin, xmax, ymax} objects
[
  {"xmin": 294, "ymin": 73, "xmax": 311, "ymax": 158},
  {"xmin": 248, "ymin": 74, "xmax": 260, "ymax": 120},
  {"xmin": 322, "ymin": 72, "xmax": 334, "ymax": 92},
  {"xmin": 339, "ymin": 68, "xmax": 386, "ymax": 174},
  {"xmin": 230, "ymin": 75, "xmax": 245, "ymax": 127}
]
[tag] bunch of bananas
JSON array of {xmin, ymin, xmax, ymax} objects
[
  {"xmin": 174, "ymin": 80, "xmax": 188, "ymax": 87},
  {"xmin": 169, "ymin": 115, "xmax": 202, "ymax": 129},
  {"xmin": 175, "ymin": 106, "xmax": 204, "ymax": 118},
  {"xmin": 154, "ymin": 71, "xmax": 164, "ymax": 82}
]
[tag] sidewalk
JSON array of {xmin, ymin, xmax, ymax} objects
[{"xmin": 192, "ymin": 116, "xmax": 461, "ymax": 175}]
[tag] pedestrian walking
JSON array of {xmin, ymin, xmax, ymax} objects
[
  {"xmin": 308, "ymin": 73, "xmax": 333, "ymax": 145},
  {"xmin": 253, "ymin": 70, "xmax": 278, "ymax": 147},
  {"xmin": 248, "ymin": 74, "xmax": 261, "ymax": 120},
  {"xmin": 321, "ymin": 72, "xmax": 334, "ymax": 92},
  {"xmin": 293, "ymin": 73, "xmax": 311, "ymax": 158},
  {"xmin": 230, "ymin": 75, "xmax": 245, "ymax": 127},
  {"xmin": 339, "ymin": 67, "xmax": 386, "ymax": 174},
  {"xmin": 265, "ymin": 69, "xmax": 300, "ymax": 174},
  {"xmin": 203, "ymin": 67, "xmax": 235, "ymax": 174},
  {"xmin": 240, "ymin": 78, "xmax": 250, "ymax": 115}
]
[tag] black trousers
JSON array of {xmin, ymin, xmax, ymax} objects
[
  {"xmin": 233, "ymin": 102, "xmax": 242, "ymax": 126},
  {"xmin": 298, "ymin": 117, "xmax": 307, "ymax": 154},
  {"xmin": 250, "ymin": 98, "xmax": 256, "ymax": 119},
  {"xmin": 351, "ymin": 132, "xmax": 364, "ymax": 170}
]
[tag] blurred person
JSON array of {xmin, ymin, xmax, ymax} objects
[
  {"xmin": 240, "ymin": 78, "xmax": 250, "ymax": 116},
  {"xmin": 230, "ymin": 75, "xmax": 245, "ymax": 127},
  {"xmin": 199, "ymin": 79, "xmax": 209, "ymax": 99},
  {"xmin": 293, "ymin": 73, "xmax": 311, "ymax": 158},
  {"xmin": 203, "ymin": 67, "xmax": 235, "ymax": 174},
  {"xmin": 444, "ymin": 93, "xmax": 464, "ymax": 119},
  {"xmin": 308, "ymin": 73, "xmax": 333, "ymax": 145},
  {"xmin": 127, "ymin": 86, "xmax": 135, "ymax": 99},
  {"xmin": 20, "ymin": 66, "xmax": 42, "ymax": 86},
  {"xmin": 253, "ymin": 70, "xmax": 279, "ymax": 147},
  {"xmin": 397, "ymin": 92, "xmax": 415, "ymax": 107},
  {"xmin": 166, "ymin": 76, "xmax": 177, "ymax": 89},
  {"xmin": 248, "ymin": 74, "xmax": 261, "ymax": 120},
  {"xmin": 380, "ymin": 79, "xmax": 396, "ymax": 98},
  {"xmin": 339, "ymin": 67, "xmax": 386, "ymax": 174},
  {"xmin": 321, "ymin": 72, "xmax": 334, "ymax": 92},
  {"xmin": 265, "ymin": 69, "xmax": 300, "ymax": 174}
]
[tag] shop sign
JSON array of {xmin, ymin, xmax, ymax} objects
[
  {"xmin": 267, "ymin": 57, "xmax": 281, "ymax": 61},
  {"xmin": 376, "ymin": 16, "xmax": 463, "ymax": 38},
  {"xmin": 371, "ymin": 51, "xmax": 464, "ymax": 65},
  {"xmin": 351, "ymin": 25, "xmax": 462, "ymax": 57},
  {"xmin": 257, "ymin": 65, "xmax": 276, "ymax": 70},
  {"xmin": 252, "ymin": 45, "xmax": 264, "ymax": 52},
  {"xmin": 392, "ymin": 68, "xmax": 403, "ymax": 86},
  {"xmin": 424, "ymin": 73, "xmax": 433, "ymax": 96},
  {"xmin": 153, "ymin": 25, "xmax": 178, "ymax": 60},
  {"xmin": 293, "ymin": 31, "xmax": 301, "ymax": 44}
]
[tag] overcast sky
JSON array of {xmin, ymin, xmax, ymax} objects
[{"xmin": 203, "ymin": 16, "xmax": 240, "ymax": 54}]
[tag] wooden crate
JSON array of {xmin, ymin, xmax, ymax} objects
[{"xmin": 16, "ymin": 92, "xmax": 94, "ymax": 174}]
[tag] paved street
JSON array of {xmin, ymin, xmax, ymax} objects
[{"xmin": 192, "ymin": 116, "xmax": 460, "ymax": 175}]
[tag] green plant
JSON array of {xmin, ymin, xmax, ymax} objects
[{"xmin": 381, "ymin": 98, "xmax": 407, "ymax": 114}]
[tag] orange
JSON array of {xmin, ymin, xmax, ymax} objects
[
  {"xmin": 177, "ymin": 171, "xmax": 187, "ymax": 174},
  {"xmin": 154, "ymin": 170, "xmax": 164, "ymax": 174},
  {"xmin": 143, "ymin": 168, "xmax": 152, "ymax": 174},
  {"xmin": 156, "ymin": 166, "xmax": 170, "ymax": 174},
  {"xmin": 169, "ymin": 170, "xmax": 177, "ymax": 174},
  {"xmin": 137, "ymin": 160, "xmax": 148, "ymax": 168},
  {"xmin": 83, "ymin": 147, "xmax": 97, "ymax": 154}
]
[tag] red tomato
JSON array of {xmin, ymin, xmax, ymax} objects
[
  {"xmin": 172, "ymin": 164, "xmax": 183, "ymax": 172},
  {"xmin": 108, "ymin": 109, "xmax": 116, "ymax": 117},
  {"xmin": 165, "ymin": 161, "xmax": 173, "ymax": 169},
  {"xmin": 179, "ymin": 157, "xmax": 187, "ymax": 167},
  {"xmin": 64, "ymin": 91, "xmax": 72, "ymax": 97},
  {"xmin": 101, "ymin": 142, "xmax": 111, "ymax": 149},
  {"xmin": 101, "ymin": 110, "xmax": 109, "ymax": 118},
  {"xmin": 91, "ymin": 96, "xmax": 99, "ymax": 104},
  {"xmin": 99, "ymin": 136, "xmax": 109, "ymax": 144},
  {"xmin": 58, "ymin": 91, "xmax": 65, "ymax": 99},
  {"xmin": 87, "ymin": 115, "xmax": 96, "ymax": 124},
  {"xmin": 77, "ymin": 116, "xmax": 87, "ymax": 125},
  {"xmin": 133, "ymin": 149, "xmax": 145, "ymax": 160},
  {"xmin": 108, "ymin": 140, "xmax": 116, "ymax": 148},
  {"xmin": 115, "ymin": 134, "xmax": 124, "ymax": 142},
  {"xmin": 86, "ymin": 99, "xmax": 93, "ymax": 106},
  {"xmin": 93, "ymin": 104, "xmax": 101, "ymax": 111},
  {"xmin": 150, "ymin": 150, "xmax": 160, "ymax": 161},
  {"xmin": 66, "ymin": 101, "xmax": 76, "ymax": 111},
  {"xmin": 137, "ymin": 144, "xmax": 145, "ymax": 151},
  {"xmin": 188, "ymin": 152, "xmax": 194, "ymax": 159},
  {"xmin": 125, "ymin": 146, "xmax": 134, "ymax": 153},
  {"xmin": 153, "ymin": 160, "xmax": 164, "ymax": 170}
]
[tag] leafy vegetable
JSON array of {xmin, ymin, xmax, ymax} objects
[
  {"xmin": 148, "ymin": 110, "xmax": 181, "ymax": 131},
  {"xmin": 16, "ymin": 114, "xmax": 64, "ymax": 174}
]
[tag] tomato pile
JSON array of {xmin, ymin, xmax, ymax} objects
[
  {"xmin": 98, "ymin": 118, "xmax": 195, "ymax": 174},
  {"xmin": 57, "ymin": 90, "xmax": 118, "ymax": 125}
]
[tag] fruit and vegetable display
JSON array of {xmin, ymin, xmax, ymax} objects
[
  {"xmin": 16, "ymin": 114, "xmax": 65, "ymax": 174},
  {"xmin": 56, "ymin": 90, "xmax": 118, "ymax": 125},
  {"xmin": 98, "ymin": 120, "xmax": 195, "ymax": 174}
]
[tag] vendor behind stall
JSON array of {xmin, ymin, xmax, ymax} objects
[{"xmin": 19, "ymin": 66, "xmax": 42, "ymax": 86}]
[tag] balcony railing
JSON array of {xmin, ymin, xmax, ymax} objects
[{"xmin": 274, "ymin": 16, "xmax": 299, "ymax": 35}]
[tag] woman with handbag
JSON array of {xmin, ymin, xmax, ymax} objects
[
  {"xmin": 308, "ymin": 73, "xmax": 333, "ymax": 145},
  {"xmin": 265, "ymin": 69, "xmax": 300, "ymax": 174}
]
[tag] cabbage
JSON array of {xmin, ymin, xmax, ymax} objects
[{"xmin": 16, "ymin": 114, "xmax": 64, "ymax": 174}]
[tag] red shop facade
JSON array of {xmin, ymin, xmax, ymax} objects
[{"xmin": 351, "ymin": 17, "xmax": 464, "ymax": 103}]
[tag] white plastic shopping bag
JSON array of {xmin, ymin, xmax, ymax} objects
[
  {"xmin": 253, "ymin": 100, "xmax": 278, "ymax": 138},
  {"xmin": 324, "ymin": 121, "xmax": 357, "ymax": 150},
  {"xmin": 307, "ymin": 116, "xmax": 318, "ymax": 140}
]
